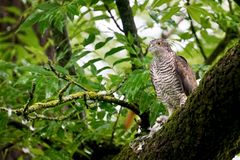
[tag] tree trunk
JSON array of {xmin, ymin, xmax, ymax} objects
[{"xmin": 113, "ymin": 41, "xmax": 240, "ymax": 160}]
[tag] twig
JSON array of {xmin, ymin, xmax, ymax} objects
[
  {"xmin": 59, "ymin": 82, "xmax": 71, "ymax": 102},
  {"xmin": 143, "ymin": 45, "xmax": 149, "ymax": 57},
  {"xmin": 188, "ymin": 16, "xmax": 207, "ymax": 60},
  {"xmin": 48, "ymin": 61, "xmax": 88, "ymax": 91},
  {"xmin": 227, "ymin": 0, "xmax": 233, "ymax": 14},
  {"xmin": 83, "ymin": 93, "xmax": 90, "ymax": 109},
  {"xmin": 28, "ymin": 110, "xmax": 77, "ymax": 121},
  {"xmin": 162, "ymin": 16, "xmax": 185, "ymax": 39},
  {"xmin": 1, "ymin": 15, "xmax": 24, "ymax": 36},
  {"xmin": 104, "ymin": 4, "xmax": 124, "ymax": 33},
  {"xmin": 110, "ymin": 106, "xmax": 123, "ymax": 144},
  {"xmin": 115, "ymin": 0, "xmax": 144, "ymax": 67},
  {"xmin": 186, "ymin": 2, "xmax": 207, "ymax": 61},
  {"xmin": 23, "ymin": 82, "xmax": 36, "ymax": 117},
  {"xmin": 107, "ymin": 76, "xmax": 127, "ymax": 95}
]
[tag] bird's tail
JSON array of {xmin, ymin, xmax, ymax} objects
[{"xmin": 124, "ymin": 111, "xmax": 135, "ymax": 129}]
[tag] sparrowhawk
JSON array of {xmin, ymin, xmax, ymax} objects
[{"xmin": 149, "ymin": 38, "xmax": 197, "ymax": 116}]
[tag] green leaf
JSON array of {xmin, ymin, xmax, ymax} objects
[
  {"xmin": 30, "ymin": 148, "xmax": 44, "ymax": 156},
  {"xmin": 85, "ymin": 27, "xmax": 100, "ymax": 35},
  {"xmin": 161, "ymin": 5, "xmax": 180, "ymax": 22},
  {"xmin": 0, "ymin": 112, "xmax": 8, "ymax": 130},
  {"xmin": 91, "ymin": 0, "xmax": 99, "ymax": 5},
  {"xmin": 5, "ymin": 6, "xmax": 21, "ymax": 16},
  {"xmin": 66, "ymin": 52, "xmax": 87, "ymax": 67},
  {"xmin": 83, "ymin": 34, "xmax": 96, "ymax": 46},
  {"xmin": 115, "ymin": 32, "xmax": 127, "ymax": 44},
  {"xmin": 200, "ymin": 17, "xmax": 211, "ymax": 28},
  {"xmin": 97, "ymin": 66, "xmax": 112, "ymax": 74},
  {"xmin": 179, "ymin": 32, "xmax": 192, "ymax": 40},
  {"xmin": 17, "ymin": 65, "xmax": 53, "ymax": 76},
  {"xmin": 97, "ymin": 111, "xmax": 106, "ymax": 119},
  {"xmin": 0, "ymin": 71, "xmax": 9, "ymax": 79},
  {"xmin": 139, "ymin": 0, "xmax": 149, "ymax": 11},
  {"xmin": 45, "ymin": 148, "xmax": 70, "ymax": 160},
  {"xmin": 102, "ymin": 0, "xmax": 114, "ymax": 4},
  {"xmin": 54, "ymin": 65, "xmax": 69, "ymax": 75},
  {"xmin": 37, "ymin": 2, "xmax": 60, "ymax": 11},
  {"xmin": 82, "ymin": 58, "xmax": 102, "ymax": 68},
  {"xmin": 149, "ymin": 10, "xmax": 160, "ymax": 23},
  {"xmin": 79, "ymin": 51, "xmax": 91, "ymax": 59},
  {"xmin": 93, "ymin": 14, "xmax": 109, "ymax": 20},
  {"xmin": 108, "ymin": 74, "xmax": 123, "ymax": 89},
  {"xmin": 0, "ymin": 60, "xmax": 16, "ymax": 70},
  {"xmin": 201, "ymin": 0, "xmax": 224, "ymax": 13},
  {"xmin": 53, "ymin": 13, "xmax": 65, "ymax": 33},
  {"xmin": 0, "ymin": 17, "xmax": 16, "ymax": 24},
  {"xmin": 38, "ymin": 19, "xmax": 49, "ymax": 34},
  {"xmin": 125, "ymin": 46, "xmax": 137, "ymax": 55},
  {"xmin": 127, "ymin": 32, "xmax": 134, "ymax": 45},
  {"xmin": 187, "ymin": 4, "xmax": 213, "ymax": 24},
  {"xmin": 200, "ymin": 30, "xmax": 221, "ymax": 48},
  {"xmin": 136, "ymin": 91, "xmax": 154, "ymax": 114},
  {"xmin": 149, "ymin": 101, "xmax": 165, "ymax": 125},
  {"xmin": 121, "ymin": 70, "xmax": 149, "ymax": 101},
  {"xmin": 104, "ymin": 46, "xmax": 125, "ymax": 58},
  {"xmin": 95, "ymin": 37, "xmax": 113, "ymax": 50},
  {"xmin": 77, "ymin": 0, "xmax": 87, "ymax": 5},
  {"xmin": 183, "ymin": 41, "xmax": 199, "ymax": 56},
  {"xmin": 90, "ymin": 64, "xmax": 97, "ymax": 75},
  {"xmin": 113, "ymin": 57, "xmax": 131, "ymax": 66},
  {"xmin": 151, "ymin": 0, "xmax": 171, "ymax": 8},
  {"xmin": 67, "ymin": 3, "xmax": 79, "ymax": 16},
  {"xmin": 20, "ymin": 10, "xmax": 43, "ymax": 29}
]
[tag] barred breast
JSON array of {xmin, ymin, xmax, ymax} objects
[{"xmin": 150, "ymin": 56, "xmax": 187, "ymax": 109}]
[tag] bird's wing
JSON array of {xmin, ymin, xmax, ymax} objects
[{"xmin": 175, "ymin": 56, "xmax": 197, "ymax": 96}]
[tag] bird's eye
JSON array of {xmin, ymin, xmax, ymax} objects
[{"xmin": 157, "ymin": 42, "xmax": 161, "ymax": 45}]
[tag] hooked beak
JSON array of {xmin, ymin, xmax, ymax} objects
[{"xmin": 148, "ymin": 43, "xmax": 155, "ymax": 53}]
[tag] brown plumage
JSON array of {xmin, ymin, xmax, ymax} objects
[
  {"xmin": 175, "ymin": 55, "xmax": 197, "ymax": 96},
  {"xmin": 149, "ymin": 38, "xmax": 197, "ymax": 115}
]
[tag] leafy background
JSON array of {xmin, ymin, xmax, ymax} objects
[{"xmin": 0, "ymin": 0, "xmax": 239, "ymax": 159}]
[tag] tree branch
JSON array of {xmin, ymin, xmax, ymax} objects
[
  {"xmin": 23, "ymin": 82, "xmax": 36, "ymax": 116},
  {"xmin": 104, "ymin": 4, "xmax": 124, "ymax": 33},
  {"xmin": 115, "ymin": 0, "xmax": 144, "ymax": 64},
  {"xmin": 48, "ymin": 62, "xmax": 88, "ymax": 91},
  {"xmin": 110, "ymin": 106, "xmax": 123, "ymax": 144},
  {"xmin": 0, "ymin": 91, "xmax": 139, "ymax": 116},
  {"xmin": 227, "ymin": 0, "xmax": 233, "ymax": 14},
  {"xmin": 58, "ymin": 82, "xmax": 71, "ymax": 102}
]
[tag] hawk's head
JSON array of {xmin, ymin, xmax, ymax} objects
[{"xmin": 148, "ymin": 38, "xmax": 174, "ymax": 58}]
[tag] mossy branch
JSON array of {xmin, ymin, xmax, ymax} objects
[{"xmin": 0, "ymin": 91, "xmax": 139, "ymax": 116}]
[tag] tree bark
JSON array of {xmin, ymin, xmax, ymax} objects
[
  {"xmin": 113, "ymin": 41, "xmax": 240, "ymax": 160},
  {"xmin": 115, "ymin": 0, "xmax": 144, "ymax": 65}
]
